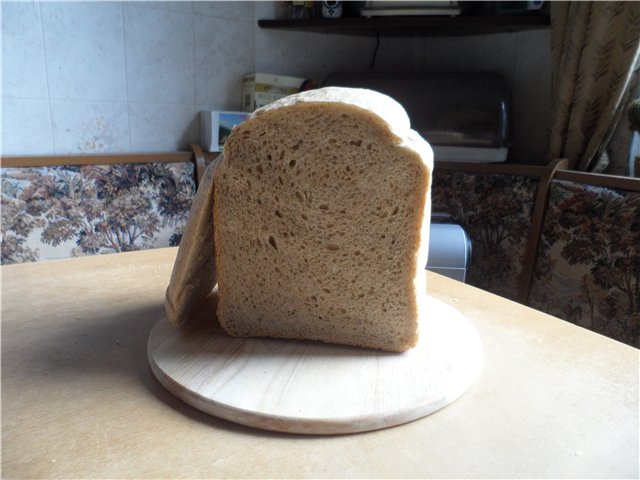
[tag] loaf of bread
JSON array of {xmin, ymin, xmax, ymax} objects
[{"xmin": 213, "ymin": 87, "xmax": 433, "ymax": 352}]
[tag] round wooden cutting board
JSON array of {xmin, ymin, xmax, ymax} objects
[{"xmin": 148, "ymin": 295, "xmax": 483, "ymax": 435}]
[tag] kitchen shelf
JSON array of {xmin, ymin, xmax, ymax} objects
[{"xmin": 258, "ymin": 15, "xmax": 550, "ymax": 37}]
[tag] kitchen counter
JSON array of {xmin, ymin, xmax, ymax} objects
[{"xmin": 2, "ymin": 248, "xmax": 638, "ymax": 478}]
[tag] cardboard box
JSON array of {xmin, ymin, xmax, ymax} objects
[
  {"xmin": 201, "ymin": 111, "xmax": 249, "ymax": 152},
  {"xmin": 242, "ymin": 73, "xmax": 305, "ymax": 112}
]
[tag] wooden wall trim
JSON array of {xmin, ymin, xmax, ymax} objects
[
  {"xmin": 0, "ymin": 148, "xmax": 220, "ymax": 170},
  {"xmin": 1, "ymin": 152, "xmax": 193, "ymax": 168},
  {"xmin": 516, "ymin": 158, "xmax": 570, "ymax": 304}
]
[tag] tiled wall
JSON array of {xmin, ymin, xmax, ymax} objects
[{"xmin": 2, "ymin": 1, "xmax": 550, "ymax": 164}]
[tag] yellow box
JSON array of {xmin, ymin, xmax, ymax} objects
[{"xmin": 242, "ymin": 73, "xmax": 305, "ymax": 112}]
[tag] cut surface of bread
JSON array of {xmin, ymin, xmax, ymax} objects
[{"xmin": 214, "ymin": 87, "xmax": 432, "ymax": 352}]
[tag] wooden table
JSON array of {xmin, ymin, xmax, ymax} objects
[{"xmin": 2, "ymin": 248, "xmax": 638, "ymax": 478}]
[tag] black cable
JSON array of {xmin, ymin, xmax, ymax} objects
[{"xmin": 370, "ymin": 31, "xmax": 380, "ymax": 70}]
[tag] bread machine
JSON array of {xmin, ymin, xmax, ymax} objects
[{"xmin": 324, "ymin": 71, "xmax": 510, "ymax": 163}]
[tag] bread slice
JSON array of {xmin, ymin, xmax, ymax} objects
[
  {"xmin": 213, "ymin": 87, "xmax": 433, "ymax": 352},
  {"xmin": 165, "ymin": 159, "xmax": 219, "ymax": 325}
]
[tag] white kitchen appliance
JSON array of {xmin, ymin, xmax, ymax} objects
[
  {"xmin": 324, "ymin": 72, "xmax": 510, "ymax": 163},
  {"xmin": 427, "ymin": 223, "xmax": 472, "ymax": 282}
]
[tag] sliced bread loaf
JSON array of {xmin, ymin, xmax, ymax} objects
[{"xmin": 213, "ymin": 87, "xmax": 433, "ymax": 352}]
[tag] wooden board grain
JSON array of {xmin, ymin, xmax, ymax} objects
[{"xmin": 147, "ymin": 295, "xmax": 483, "ymax": 434}]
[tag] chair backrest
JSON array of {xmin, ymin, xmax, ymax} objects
[
  {"xmin": 432, "ymin": 163, "xmax": 548, "ymax": 301},
  {"xmin": 526, "ymin": 172, "xmax": 640, "ymax": 348},
  {"xmin": 1, "ymin": 149, "xmax": 216, "ymax": 265}
]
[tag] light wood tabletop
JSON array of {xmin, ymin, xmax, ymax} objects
[{"xmin": 1, "ymin": 248, "xmax": 638, "ymax": 479}]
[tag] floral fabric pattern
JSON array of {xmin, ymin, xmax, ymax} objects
[
  {"xmin": 431, "ymin": 170, "xmax": 539, "ymax": 301},
  {"xmin": 1, "ymin": 162, "xmax": 196, "ymax": 265},
  {"xmin": 528, "ymin": 180, "xmax": 640, "ymax": 348}
]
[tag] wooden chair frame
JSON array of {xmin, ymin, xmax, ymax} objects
[
  {"xmin": 1, "ymin": 145, "xmax": 219, "ymax": 188},
  {"xmin": 435, "ymin": 160, "xmax": 640, "ymax": 305}
]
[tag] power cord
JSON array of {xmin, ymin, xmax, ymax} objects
[{"xmin": 370, "ymin": 31, "xmax": 380, "ymax": 70}]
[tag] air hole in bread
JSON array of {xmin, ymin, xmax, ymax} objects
[
  {"xmin": 319, "ymin": 204, "xmax": 329, "ymax": 210},
  {"xmin": 275, "ymin": 209, "xmax": 282, "ymax": 218},
  {"xmin": 289, "ymin": 159, "xmax": 297, "ymax": 168},
  {"xmin": 295, "ymin": 191, "xmax": 304, "ymax": 203},
  {"xmin": 268, "ymin": 236, "xmax": 278, "ymax": 250},
  {"xmin": 327, "ymin": 244, "xmax": 339, "ymax": 251}
]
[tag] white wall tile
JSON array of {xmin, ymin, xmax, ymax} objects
[
  {"xmin": 50, "ymin": 100, "xmax": 129, "ymax": 154},
  {"xmin": 41, "ymin": 2, "xmax": 127, "ymax": 102},
  {"xmin": 195, "ymin": 1, "xmax": 254, "ymax": 20},
  {"xmin": 195, "ymin": 14, "xmax": 253, "ymax": 108},
  {"xmin": 1, "ymin": 1, "xmax": 553, "ymax": 162},
  {"xmin": 2, "ymin": 98, "xmax": 54, "ymax": 155},
  {"xmin": 129, "ymin": 103, "xmax": 198, "ymax": 152},
  {"xmin": 2, "ymin": 1, "xmax": 48, "ymax": 99},
  {"xmin": 306, "ymin": 33, "xmax": 375, "ymax": 84},
  {"xmin": 136, "ymin": 1, "xmax": 193, "ymax": 14},
  {"xmin": 513, "ymin": 30, "xmax": 551, "ymax": 115},
  {"xmin": 425, "ymin": 33, "xmax": 517, "ymax": 79},
  {"xmin": 124, "ymin": 4, "xmax": 195, "ymax": 104},
  {"xmin": 254, "ymin": 0, "xmax": 286, "ymax": 21},
  {"xmin": 373, "ymin": 36, "xmax": 429, "ymax": 72},
  {"xmin": 510, "ymin": 113, "xmax": 550, "ymax": 164},
  {"xmin": 254, "ymin": 1, "xmax": 307, "ymax": 76},
  {"xmin": 255, "ymin": 29, "xmax": 307, "ymax": 78}
]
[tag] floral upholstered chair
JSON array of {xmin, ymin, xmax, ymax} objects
[
  {"xmin": 1, "ymin": 162, "xmax": 196, "ymax": 265},
  {"xmin": 527, "ymin": 177, "xmax": 640, "ymax": 348},
  {"xmin": 431, "ymin": 167, "xmax": 541, "ymax": 301}
]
